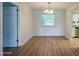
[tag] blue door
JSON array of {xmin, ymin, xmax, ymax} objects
[{"xmin": 3, "ymin": 6, "xmax": 18, "ymax": 47}]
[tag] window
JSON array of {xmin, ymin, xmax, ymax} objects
[{"xmin": 41, "ymin": 13, "xmax": 55, "ymax": 27}]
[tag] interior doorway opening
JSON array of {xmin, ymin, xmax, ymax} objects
[{"xmin": 3, "ymin": 2, "xmax": 19, "ymax": 55}]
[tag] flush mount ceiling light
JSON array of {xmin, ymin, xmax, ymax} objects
[{"xmin": 44, "ymin": 2, "xmax": 54, "ymax": 14}]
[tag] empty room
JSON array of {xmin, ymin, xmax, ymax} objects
[{"xmin": 0, "ymin": 2, "xmax": 79, "ymax": 56}]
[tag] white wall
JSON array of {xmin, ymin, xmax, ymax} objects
[
  {"xmin": 0, "ymin": 2, "xmax": 3, "ymax": 56},
  {"xmin": 32, "ymin": 10, "xmax": 65, "ymax": 36},
  {"xmin": 65, "ymin": 10, "xmax": 72, "ymax": 40},
  {"xmin": 13, "ymin": 3, "xmax": 33, "ymax": 46}
]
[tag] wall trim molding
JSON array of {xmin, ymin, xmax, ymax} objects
[
  {"xmin": 34, "ymin": 34, "xmax": 64, "ymax": 36},
  {"xmin": 65, "ymin": 35, "xmax": 72, "ymax": 40},
  {"xmin": 20, "ymin": 34, "xmax": 33, "ymax": 46}
]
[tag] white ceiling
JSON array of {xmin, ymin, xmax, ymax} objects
[{"xmin": 26, "ymin": 2, "xmax": 79, "ymax": 10}]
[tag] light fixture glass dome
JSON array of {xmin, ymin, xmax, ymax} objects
[
  {"xmin": 44, "ymin": 9, "xmax": 49, "ymax": 13},
  {"xmin": 49, "ymin": 9, "xmax": 54, "ymax": 13}
]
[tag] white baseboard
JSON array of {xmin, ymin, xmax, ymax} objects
[
  {"xmin": 34, "ymin": 34, "xmax": 64, "ymax": 36},
  {"xmin": 20, "ymin": 34, "xmax": 33, "ymax": 46},
  {"xmin": 65, "ymin": 35, "xmax": 72, "ymax": 40}
]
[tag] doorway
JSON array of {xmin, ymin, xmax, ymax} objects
[{"xmin": 3, "ymin": 2, "xmax": 19, "ymax": 55}]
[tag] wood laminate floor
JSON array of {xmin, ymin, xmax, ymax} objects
[{"xmin": 3, "ymin": 36, "xmax": 79, "ymax": 56}]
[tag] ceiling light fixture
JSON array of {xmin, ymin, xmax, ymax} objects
[{"xmin": 44, "ymin": 2, "xmax": 54, "ymax": 14}]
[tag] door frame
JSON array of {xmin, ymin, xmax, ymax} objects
[
  {"xmin": 13, "ymin": 3, "xmax": 21, "ymax": 47},
  {"xmin": 11, "ymin": 3, "xmax": 21, "ymax": 47}
]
